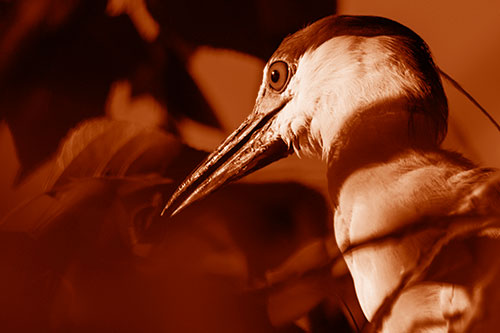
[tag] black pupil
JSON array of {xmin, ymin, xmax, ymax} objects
[{"xmin": 271, "ymin": 70, "xmax": 280, "ymax": 83}]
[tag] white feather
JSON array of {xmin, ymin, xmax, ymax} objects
[{"xmin": 274, "ymin": 35, "xmax": 423, "ymax": 160}]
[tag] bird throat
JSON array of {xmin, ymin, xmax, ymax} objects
[{"xmin": 326, "ymin": 102, "xmax": 440, "ymax": 207}]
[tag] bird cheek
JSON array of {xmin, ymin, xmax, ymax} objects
[{"xmin": 270, "ymin": 104, "xmax": 295, "ymax": 148}]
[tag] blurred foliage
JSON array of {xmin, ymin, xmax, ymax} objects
[
  {"xmin": 0, "ymin": 115, "xmax": 362, "ymax": 331},
  {"xmin": 0, "ymin": 1, "xmax": 368, "ymax": 331},
  {"xmin": 0, "ymin": 0, "xmax": 335, "ymax": 175}
]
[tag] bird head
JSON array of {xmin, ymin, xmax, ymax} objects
[{"xmin": 163, "ymin": 15, "xmax": 448, "ymax": 216}]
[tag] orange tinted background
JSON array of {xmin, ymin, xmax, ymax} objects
[{"xmin": 0, "ymin": 0, "xmax": 499, "ymax": 331}]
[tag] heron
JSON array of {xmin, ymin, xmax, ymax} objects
[{"xmin": 163, "ymin": 15, "xmax": 500, "ymax": 332}]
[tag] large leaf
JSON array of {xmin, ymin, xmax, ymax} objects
[{"xmin": 45, "ymin": 118, "xmax": 182, "ymax": 190}]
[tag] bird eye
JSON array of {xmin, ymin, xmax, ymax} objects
[{"xmin": 268, "ymin": 61, "xmax": 289, "ymax": 92}]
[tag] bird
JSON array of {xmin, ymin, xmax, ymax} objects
[{"xmin": 163, "ymin": 15, "xmax": 500, "ymax": 332}]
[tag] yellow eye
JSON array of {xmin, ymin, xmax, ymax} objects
[{"xmin": 268, "ymin": 61, "xmax": 289, "ymax": 92}]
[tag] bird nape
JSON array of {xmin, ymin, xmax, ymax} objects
[{"xmin": 163, "ymin": 15, "xmax": 500, "ymax": 333}]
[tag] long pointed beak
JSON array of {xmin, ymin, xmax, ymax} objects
[{"xmin": 162, "ymin": 102, "xmax": 292, "ymax": 217}]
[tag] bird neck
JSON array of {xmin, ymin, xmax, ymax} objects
[{"xmin": 326, "ymin": 103, "xmax": 441, "ymax": 207}]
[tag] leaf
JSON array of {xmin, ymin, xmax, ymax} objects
[
  {"xmin": 105, "ymin": 80, "xmax": 167, "ymax": 127},
  {"xmin": 266, "ymin": 266, "xmax": 362, "ymax": 330},
  {"xmin": 264, "ymin": 236, "xmax": 340, "ymax": 286},
  {"xmin": 258, "ymin": 236, "xmax": 361, "ymax": 330},
  {"xmin": 1, "ymin": 178, "xmax": 116, "ymax": 234},
  {"xmin": 187, "ymin": 47, "xmax": 264, "ymax": 131},
  {"xmin": 106, "ymin": 0, "xmax": 159, "ymax": 42},
  {"xmin": 45, "ymin": 118, "xmax": 182, "ymax": 190},
  {"xmin": 0, "ymin": 175, "xmax": 172, "ymax": 235}
]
